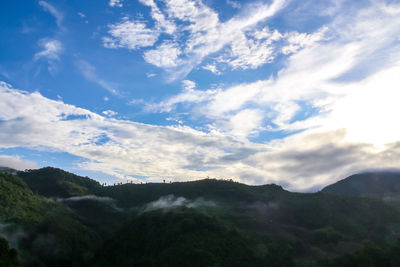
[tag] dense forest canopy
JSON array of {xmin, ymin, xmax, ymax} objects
[{"xmin": 1, "ymin": 167, "xmax": 400, "ymax": 266}]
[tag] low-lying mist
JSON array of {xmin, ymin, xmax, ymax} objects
[{"xmin": 143, "ymin": 195, "xmax": 216, "ymax": 212}]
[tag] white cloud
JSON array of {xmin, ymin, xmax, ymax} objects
[
  {"xmin": 202, "ymin": 63, "xmax": 221, "ymax": 75},
  {"xmin": 281, "ymin": 27, "xmax": 329, "ymax": 55},
  {"xmin": 76, "ymin": 59, "xmax": 118, "ymax": 95},
  {"xmin": 143, "ymin": 41, "xmax": 181, "ymax": 68},
  {"xmin": 39, "ymin": 1, "xmax": 63, "ymax": 28},
  {"xmin": 101, "ymin": 0, "xmax": 330, "ymax": 78},
  {"xmin": 138, "ymin": 0, "xmax": 176, "ymax": 34},
  {"xmin": 34, "ymin": 39, "xmax": 62, "ymax": 61},
  {"xmin": 225, "ymin": 109, "xmax": 265, "ymax": 137},
  {"xmin": 149, "ymin": 1, "xmax": 400, "ymax": 141},
  {"xmin": 227, "ymin": 31, "xmax": 275, "ymax": 69},
  {"xmin": 146, "ymin": 73, "xmax": 157, "ymax": 78},
  {"xmin": 3, "ymin": 1, "xmax": 400, "ymax": 192},
  {"xmin": 145, "ymin": 80, "xmax": 217, "ymax": 112},
  {"xmin": 226, "ymin": 0, "xmax": 241, "ymax": 9},
  {"xmin": 1, "ymin": 81, "xmax": 400, "ymax": 191},
  {"xmin": 34, "ymin": 39, "xmax": 63, "ymax": 73},
  {"xmin": 103, "ymin": 19, "xmax": 159, "ymax": 50},
  {"xmin": 0, "ymin": 155, "xmax": 37, "ymax": 170},
  {"xmin": 143, "ymin": 195, "xmax": 215, "ymax": 212},
  {"xmin": 109, "ymin": 0, "xmax": 123, "ymax": 7},
  {"xmin": 102, "ymin": 110, "xmax": 118, "ymax": 117},
  {"xmin": 181, "ymin": 80, "xmax": 196, "ymax": 90},
  {"xmin": 103, "ymin": 0, "xmax": 290, "ymax": 80}
]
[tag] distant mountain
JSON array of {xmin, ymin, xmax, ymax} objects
[{"xmin": 321, "ymin": 172, "xmax": 400, "ymax": 199}]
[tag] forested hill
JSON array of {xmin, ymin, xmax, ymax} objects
[
  {"xmin": 321, "ymin": 172, "xmax": 400, "ymax": 198},
  {"xmin": 2, "ymin": 167, "xmax": 400, "ymax": 266}
]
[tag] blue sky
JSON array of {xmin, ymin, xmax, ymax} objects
[{"xmin": 1, "ymin": 0, "xmax": 400, "ymax": 191}]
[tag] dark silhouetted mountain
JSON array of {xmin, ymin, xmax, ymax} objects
[{"xmin": 321, "ymin": 172, "xmax": 400, "ymax": 199}]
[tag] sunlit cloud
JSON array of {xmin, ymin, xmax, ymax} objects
[{"xmin": 1, "ymin": 80, "xmax": 400, "ymax": 192}]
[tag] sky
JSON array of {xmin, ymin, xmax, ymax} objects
[{"xmin": 1, "ymin": 0, "xmax": 400, "ymax": 191}]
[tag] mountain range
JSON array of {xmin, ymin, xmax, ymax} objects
[{"xmin": 1, "ymin": 167, "xmax": 400, "ymax": 266}]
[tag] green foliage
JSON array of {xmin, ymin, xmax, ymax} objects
[
  {"xmin": 18, "ymin": 167, "xmax": 101, "ymax": 198},
  {"xmin": 94, "ymin": 179, "xmax": 284, "ymax": 208},
  {"xmin": 93, "ymin": 208, "xmax": 296, "ymax": 267},
  {"xmin": 281, "ymin": 192, "xmax": 400, "ymax": 242},
  {"xmin": 0, "ymin": 236, "xmax": 19, "ymax": 267},
  {"xmin": 318, "ymin": 239, "xmax": 400, "ymax": 267},
  {"xmin": 2, "ymin": 167, "xmax": 400, "ymax": 266},
  {"xmin": 0, "ymin": 172, "xmax": 57, "ymax": 225},
  {"xmin": 0, "ymin": 172, "xmax": 101, "ymax": 266},
  {"xmin": 321, "ymin": 172, "xmax": 400, "ymax": 198},
  {"xmin": 312, "ymin": 226, "xmax": 344, "ymax": 244}
]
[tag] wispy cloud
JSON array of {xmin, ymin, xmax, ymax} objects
[
  {"xmin": 202, "ymin": 64, "xmax": 221, "ymax": 75},
  {"xmin": 143, "ymin": 195, "xmax": 216, "ymax": 212},
  {"xmin": 34, "ymin": 39, "xmax": 62, "ymax": 61},
  {"xmin": 76, "ymin": 59, "xmax": 118, "ymax": 95},
  {"xmin": 34, "ymin": 39, "xmax": 63, "ymax": 73},
  {"xmin": 102, "ymin": 0, "xmax": 293, "ymax": 80},
  {"xmin": 226, "ymin": 0, "xmax": 241, "ymax": 9},
  {"xmin": 38, "ymin": 1, "xmax": 63, "ymax": 29},
  {"xmin": 146, "ymin": 1, "xmax": 400, "ymax": 142},
  {"xmin": 55, "ymin": 195, "xmax": 114, "ymax": 203}
]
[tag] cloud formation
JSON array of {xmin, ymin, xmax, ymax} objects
[
  {"xmin": 0, "ymin": 155, "xmax": 37, "ymax": 170},
  {"xmin": 109, "ymin": 0, "xmax": 123, "ymax": 7},
  {"xmin": 1, "ymin": 78, "xmax": 400, "ymax": 191},
  {"xmin": 143, "ymin": 195, "xmax": 216, "ymax": 212},
  {"xmin": 76, "ymin": 59, "xmax": 118, "ymax": 95},
  {"xmin": 55, "ymin": 195, "xmax": 115, "ymax": 203},
  {"xmin": 103, "ymin": 0, "xmax": 322, "ymax": 80},
  {"xmin": 38, "ymin": 1, "xmax": 63, "ymax": 28},
  {"xmin": 34, "ymin": 39, "xmax": 63, "ymax": 73},
  {"xmin": 147, "ymin": 1, "xmax": 400, "ymax": 142},
  {"xmin": 103, "ymin": 19, "xmax": 159, "ymax": 50},
  {"xmin": 34, "ymin": 39, "xmax": 62, "ymax": 61}
]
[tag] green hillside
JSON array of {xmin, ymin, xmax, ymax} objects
[
  {"xmin": 93, "ymin": 208, "xmax": 293, "ymax": 267},
  {"xmin": 0, "ymin": 236, "xmax": 19, "ymax": 267},
  {"xmin": 321, "ymin": 172, "xmax": 400, "ymax": 197},
  {"xmin": 0, "ymin": 172, "xmax": 101, "ymax": 266},
  {"xmin": 2, "ymin": 167, "xmax": 400, "ymax": 266},
  {"xmin": 17, "ymin": 167, "xmax": 101, "ymax": 198}
]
